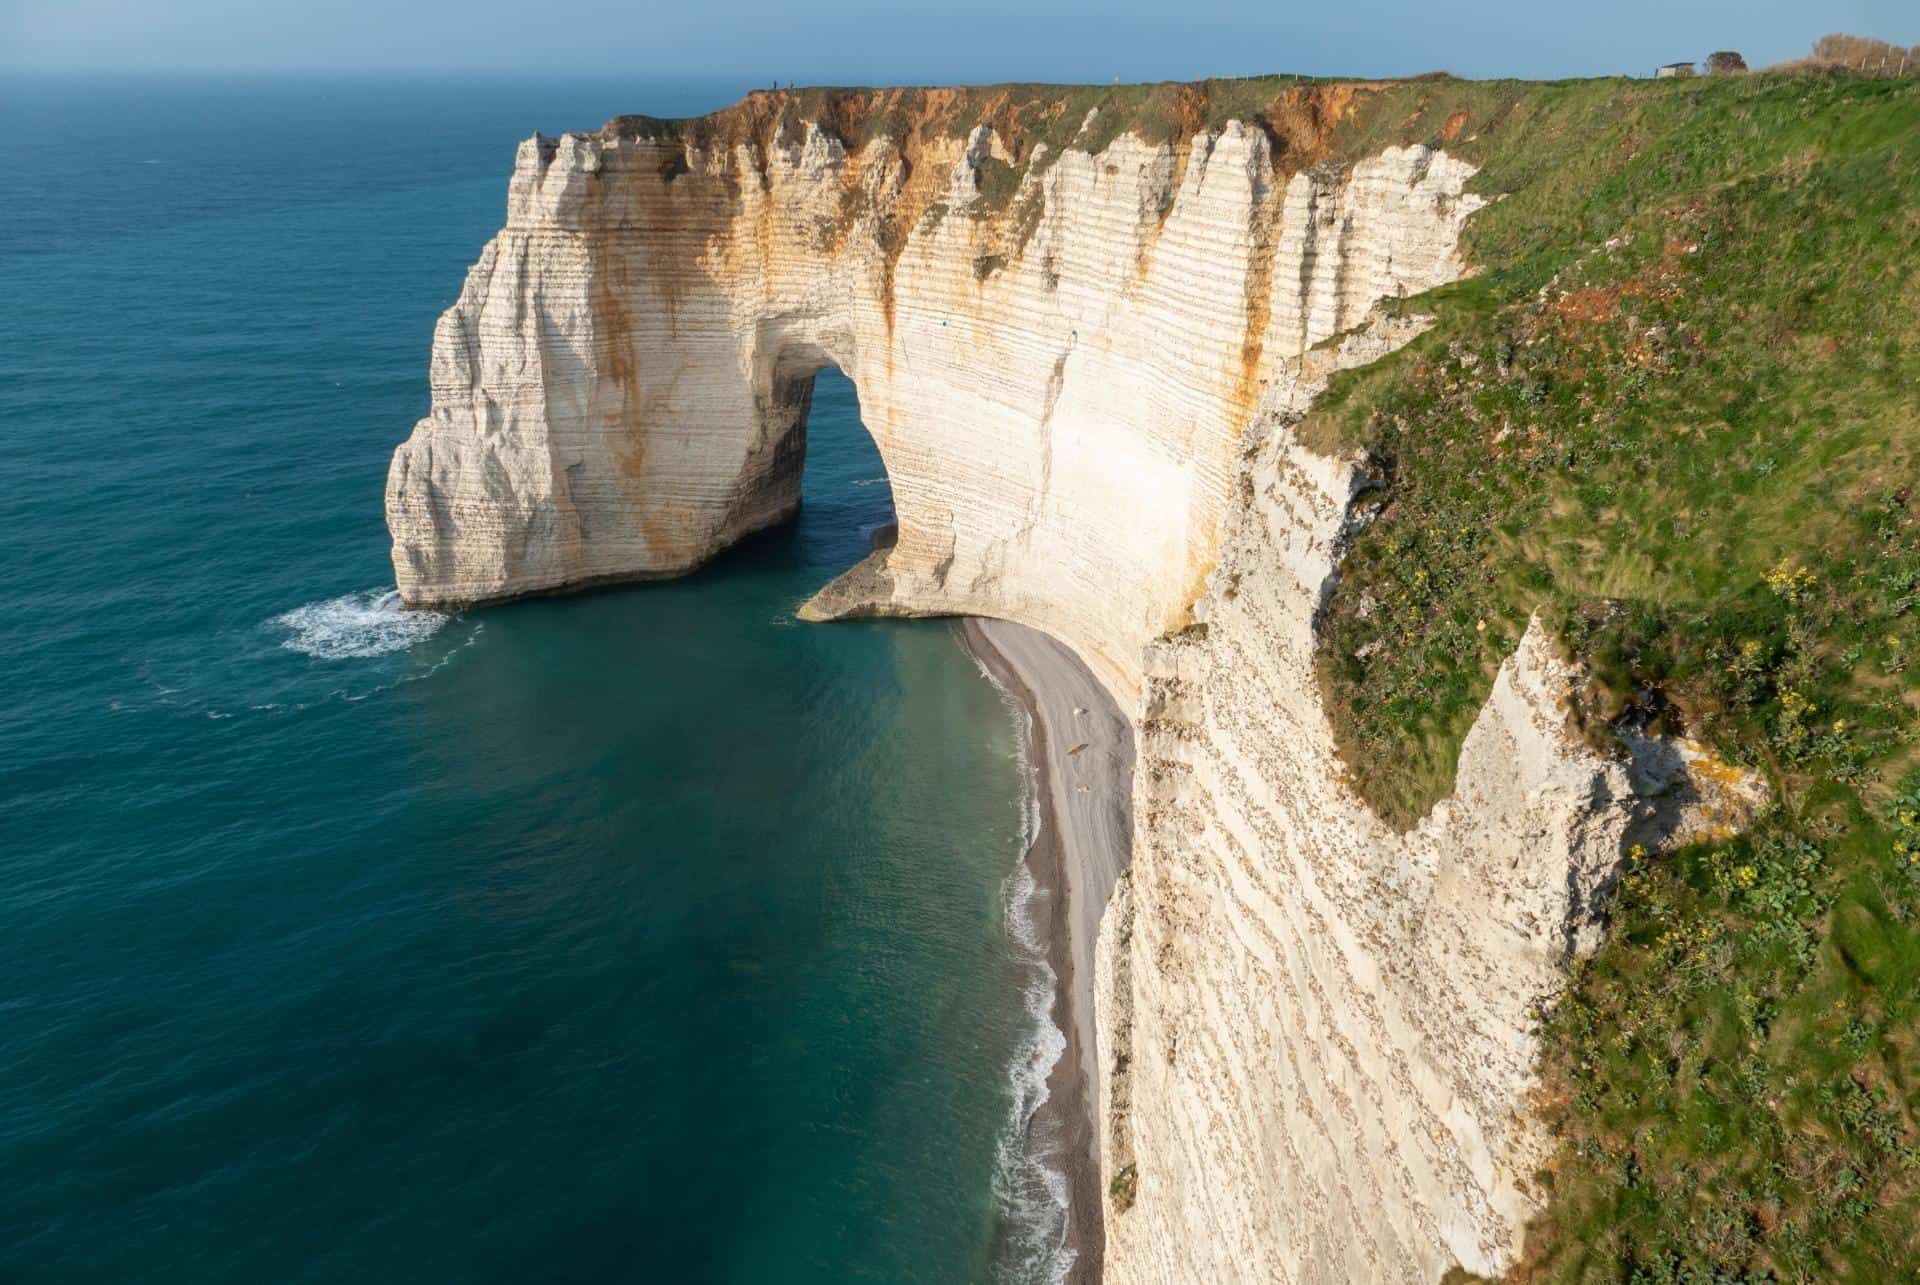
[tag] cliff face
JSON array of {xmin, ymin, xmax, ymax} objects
[
  {"xmin": 386, "ymin": 84, "xmax": 1747, "ymax": 1280},
  {"xmin": 385, "ymin": 88, "xmax": 1480, "ymax": 704},
  {"xmin": 1101, "ymin": 381, "xmax": 1751, "ymax": 1280}
]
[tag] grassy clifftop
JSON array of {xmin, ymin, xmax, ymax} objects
[
  {"xmin": 595, "ymin": 75, "xmax": 1702, "ymax": 221},
  {"xmin": 1296, "ymin": 72, "xmax": 1920, "ymax": 1280},
  {"xmin": 607, "ymin": 67, "xmax": 1920, "ymax": 1278}
]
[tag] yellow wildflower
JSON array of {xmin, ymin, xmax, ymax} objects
[{"xmin": 1764, "ymin": 559, "xmax": 1819, "ymax": 604}]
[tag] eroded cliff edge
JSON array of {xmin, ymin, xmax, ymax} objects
[
  {"xmin": 385, "ymin": 84, "xmax": 1482, "ymax": 705},
  {"xmin": 1100, "ymin": 348, "xmax": 1759, "ymax": 1279},
  {"xmin": 386, "ymin": 81, "xmax": 1752, "ymax": 1281}
]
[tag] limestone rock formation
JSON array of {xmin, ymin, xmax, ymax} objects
[
  {"xmin": 385, "ymin": 87, "xmax": 1756, "ymax": 1282},
  {"xmin": 1103, "ymin": 375, "xmax": 1755, "ymax": 1277},
  {"xmin": 386, "ymin": 97, "xmax": 1482, "ymax": 704}
]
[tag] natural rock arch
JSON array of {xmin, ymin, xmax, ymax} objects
[
  {"xmin": 382, "ymin": 95, "xmax": 1746, "ymax": 1284},
  {"xmin": 386, "ymin": 116, "xmax": 1483, "ymax": 708}
]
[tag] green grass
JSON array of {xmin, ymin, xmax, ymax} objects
[
  {"xmin": 1306, "ymin": 74, "xmax": 1920, "ymax": 826},
  {"xmin": 609, "ymin": 74, "xmax": 1628, "ymax": 222},
  {"xmin": 1521, "ymin": 799, "xmax": 1920, "ymax": 1281},
  {"xmin": 616, "ymin": 69, "xmax": 1920, "ymax": 1276},
  {"xmin": 1292, "ymin": 72, "xmax": 1920, "ymax": 1280}
]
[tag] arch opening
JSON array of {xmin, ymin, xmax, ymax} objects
[
  {"xmin": 745, "ymin": 329, "xmax": 913, "ymax": 621},
  {"xmin": 772, "ymin": 362, "xmax": 900, "ymax": 590}
]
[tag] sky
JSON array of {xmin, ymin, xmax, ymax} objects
[{"xmin": 3, "ymin": 0, "xmax": 1915, "ymax": 83}]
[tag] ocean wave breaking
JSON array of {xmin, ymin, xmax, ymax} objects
[
  {"xmin": 972, "ymin": 642, "xmax": 1075, "ymax": 1285},
  {"xmin": 995, "ymin": 858, "xmax": 1074, "ymax": 1285},
  {"xmin": 272, "ymin": 589, "xmax": 447, "ymax": 659}
]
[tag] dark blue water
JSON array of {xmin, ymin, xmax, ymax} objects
[{"xmin": 0, "ymin": 76, "xmax": 1064, "ymax": 1283}]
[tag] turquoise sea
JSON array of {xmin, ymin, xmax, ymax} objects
[{"xmin": 0, "ymin": 76, "xmax": 1065, "ymax": 1282}]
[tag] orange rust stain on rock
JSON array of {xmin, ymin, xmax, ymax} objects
[
  {"xmin": 1174, "ymin": 526, "xmax": 1225, "ymax": 630},
  {"xmin": 876, "ymin": 136, "xmax": 967, "ymax": 337},
  {"xmin": 1130, "ymin": 91, "xmax": 1211, "ymax": 278},
  {"xmin": 640, "ymin": 81, "xmax": 1386, "ymax": 340},
  {"xmin": 1233, "ymin": 176, "xmax": 1285, "ymax": 417},
  {"xmin": 1261, "ymin": 82, "xmax": 1369, "ymax": 175},
  {"xmin": 606, "ymin": 79, "xmax": 1389, "ymax": 424},
  {"xmin": 610, "ymin": 355, "xmax": 697, "ymax": 557},
  {"xmin": 591, "ymin": 237, "xmax": 683, "ymax": 559},
  {"xmin": 1169, "ymin": 83, "xmax": 1211, "ymax": 142},
  {"xmin": 576, "ymin": 172, "xmax": 703, "ymax": 562},
  {"xmin": 664, "ymin": 87, "xmax": 969, "ymax": 337}
]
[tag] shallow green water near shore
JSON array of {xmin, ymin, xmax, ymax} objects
[{"xmin": 1, "ymin": 75, "xmax": 1064, "ymax": 1282}]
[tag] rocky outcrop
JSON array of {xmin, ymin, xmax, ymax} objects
[
  {"xmin": 386, "ymin": 86, "xmax": 1755, "ymax": 1282},
  {"xmin": 1102, "ymin": 367, "xmax": 1758, "ymax": 1277},
  {"xmin": 386, "ymin": 93, "xmax": 1482, "ymax": 704}
]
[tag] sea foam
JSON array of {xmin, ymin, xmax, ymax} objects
[
  {"xmin": 273, "ymin": 589, "xmax": 447, "ymax": 659},
  {"xmin": 995, "ymin": 858, "xmax": 1075, "ymax": 1285},
  {"xmin": 972, "ymin": 643, "xmax": 1075, "ymax": 1285}
]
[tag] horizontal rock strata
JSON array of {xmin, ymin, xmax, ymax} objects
[
  {"xmin": 1102, "ymin": 350, "xmax": 1757, "ymax": 1277},
  {"xmin": 385, "ymin": 87, "xmax": 1756, "ymax": 1282},
  {"xmin": 386, "ymin": 95, "xmax": 1482, "ymax": 705}
]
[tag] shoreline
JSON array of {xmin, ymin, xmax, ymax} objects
[{"xmin": 961, "ymin": 617, "xmax": 1134, "ymax": 1285}]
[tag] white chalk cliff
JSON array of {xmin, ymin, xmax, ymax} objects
[{"xmin": 386, "ymin": 88, "xmax": 1749, "ymax": 1281}]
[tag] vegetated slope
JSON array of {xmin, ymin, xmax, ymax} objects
[
  {"xmin": 603, "ymin": 73, "xmax": 1608, "ymax": 257},
  {"xmin": 1299, "ymin": 73, "xmax": 1920, "ymax": 1280}
]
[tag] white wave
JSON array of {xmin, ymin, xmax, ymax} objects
[
  {"xmin": 970, "ymin": 635, "xmax": 1075, "ymax": 1285},
  {"xmin": 272, "ymin": 589, "xmax": 448, "ymax": 660},
  {"xmin": 993, "ymin": 858, "xmax": 1074, "ymax": 1285}
]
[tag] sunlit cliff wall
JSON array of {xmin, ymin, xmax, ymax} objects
[{"xmin": 384, "ymin": 85, "xmax": 1746, "ymax": 1281}]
